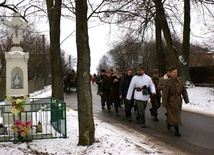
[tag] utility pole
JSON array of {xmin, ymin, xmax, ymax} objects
[
  {"xmin": 42, "ymin": 34, "xmax": 48, "ymax": 85},
  {"xmin": 69, "ymin": 55, "xmax": 71, "ymax": 69},
  {"xmin": 42, "ymin": 35, "xmax": 45, "ymax": 55}
]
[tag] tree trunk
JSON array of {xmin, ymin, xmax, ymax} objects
[
  {"xmin": 154, "ymin": 15, "xmax": 166, "ymax": 76},
  {"xmin": 75, "ymin": 0, "xmax": 95, "ymax": 146},
  {"xmin": 154, "ymin": 0, "xmax": 185, "ymax": 80},
  {"xmin": 182, "ymin": 0, "xmax": 192, "ymax": 85},
  {"xmin": 46, "ymin": 0, "xmax": 64, "ymax": 100}
]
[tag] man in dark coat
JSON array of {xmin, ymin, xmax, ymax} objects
[
  {"xmin": 100, "ymin": 71, "xmax": 112, "ymax": 112},
  {"xmin": 95, "ymin": 69, "xmax": 106, "ymax": 109},
  {"xmin": 162, "ymin": 66, "xmax": 189, "ymax": 137},
  {"xmin": 119, "ymin": 69, "xmax": 133, "ymax": 121},
  {"xmin": 110, "ymin": 68, "xmax": 122, "ymax": 116}
]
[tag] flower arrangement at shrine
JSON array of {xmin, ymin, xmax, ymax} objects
[
  {"xmin": 5, "ymin": 94, "xmax": 32, "ymax": 140},
  {"xmin": 5, "ymin": 94, "xmax": 29, "ymax": 114},
  {"xmin": 11, "ymin": 120, "xmax": 32, "ymax": 138}
]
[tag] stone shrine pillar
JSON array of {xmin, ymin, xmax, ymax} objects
[
  {"xmin": 5, "ymin": 51, "xmax": 29, "ymax": 95},
  {"xmin": 4, "ymin": 12, "xmax": 29, "ymax": 96},
  {"xmin": 2, "ymin": 12, "xmax": 30, "ymax": 125}
]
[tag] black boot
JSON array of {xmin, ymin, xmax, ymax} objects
[
  {"xmin": 136, "ymin": 116, "xmax": 140, "ymax": 123},
  {"xmin": 174, "ymin": 125, "xmax": 181, "ymax": 137},
  {"xmin": 167, "ymin": 124, "xmax": 172, "ymax": 130},
  {"xmin": 141, "ymin": 123, "xmax": 146, "ymax": 128},
  {"xmin": 150, "ymin": 108, "xmax": 154, "ymax": 116},
  {"xmin": 141, "ymin": 115, "xmax": 146, "ymax": 128},
  {"xmin": 128, "ymin": 113, "xmax": 132, "ymax": 121}
]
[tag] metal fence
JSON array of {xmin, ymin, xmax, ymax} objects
[{"xmin": 0, "ymin": 97, "xmax": 67, "ymax": 142}]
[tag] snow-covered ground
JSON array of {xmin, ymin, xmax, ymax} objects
[{"xmin": 0, "ymin": 86, "xmax": 213, "ymax": 155}]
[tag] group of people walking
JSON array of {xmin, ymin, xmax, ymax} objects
[{"xmin": 95, "ymin": 65, "xmax": 189, "ymax": 137}]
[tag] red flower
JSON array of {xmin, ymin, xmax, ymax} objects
[
  {"xmin": 24, "ymin": 121, "xmax": 32, "ymax": 126},
  {"xmin": 14, "ymin": 120, "xmax": 22, "ymax": 127},
  {"xmin": 12, "ymin": 101, "xmax": 16, "ymax": 106}
]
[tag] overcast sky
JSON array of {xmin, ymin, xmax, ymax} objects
[
  {"xmin": 38, "ymin": 18, "xmax": 119, "ymax": 74},
  {"xmin": 61, "ymin": 21, "xmax": 118, "ymax": 74}
]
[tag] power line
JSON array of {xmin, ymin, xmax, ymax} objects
[{"xmin": 60, "ymin": 29, "xmax": 76, "ymax": 45}]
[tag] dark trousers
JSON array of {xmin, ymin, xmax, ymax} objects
[
  {"xmin": 150, "ymin": 95, "xmax": 161, "ymax": 116},
  {"xmin": 125, "ymin": 99, "xmax": 134, "ymax": 118},
  {"xmin": 106, "ymin": 99, "xmax": 112, "ymax": 110},
  {"xmin": 113, "ymin": 99, "xmax": 120, "ymax": 113},
  {"xmin": 101, "ymin": 96, "xmax": 106, "ymax": 107},
  {"xmin": 135, "ymin": 100, "xmax": 148, "ymax": 124}
]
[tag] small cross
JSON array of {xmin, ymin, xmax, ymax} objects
[{"xmin": 5, "ymin": 12, "xmax": 27, "ymax": 46}]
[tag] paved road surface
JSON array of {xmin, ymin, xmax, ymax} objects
[{"xmin": 64, "ymin": 84, "xmax": 214, "ymax": 155}]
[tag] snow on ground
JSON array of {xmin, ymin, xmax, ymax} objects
[
  {"xmin": 183, "ymin": 86, "xmax": 214, "ymax": 117},
  {"xmin": 0, "ymin": 85, "xmax": 213, "ymax": 155}
]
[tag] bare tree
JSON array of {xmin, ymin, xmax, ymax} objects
[
  {"xmin": 181, "ymin": 0, "xmax": 192, "ymax": 84},
  {"xmin": 153, "ymin": 0, "xmax": 181, "ymax": 71},
  {"xmin": 154, "ymin": 8, "xmax": 166, "ymax": 76},
  {"xmin": 107, "ymin": 36, "xmax": 162, "ymax": 74},
  {"xmin": 21, "ymin": 23, "xmax": 51, "ymax": 80},
  {"xmin": 96, "ymin": 54, "xmax": 112, "ymax": 72},
  {"xmin": 96, "ymin": 0, "xmax": 194, "ymax": 82},
  {"xmin": 75, "ymin": 0, "xmax": 95, "ymax": 145},
  {"xmin": 46, "ymin": 0, "xmax": 64, "ymax": 100},
  {"xmin": 108, "ymin": 36, "xmax": 143, "ymax": 71}
]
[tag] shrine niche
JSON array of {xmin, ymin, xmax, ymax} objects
[{"xmin": 11, "ymin": 67, "xmax": 23, "ymax": 89}]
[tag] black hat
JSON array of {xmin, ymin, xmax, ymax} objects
[{"xmin": 101, "ymin": 69, "xmax": 106, "ymax": 73}]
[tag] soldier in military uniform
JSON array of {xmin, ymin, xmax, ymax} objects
[{"xmin": 162, "ymin": 66, "xmax": 189, "ymax": 137}]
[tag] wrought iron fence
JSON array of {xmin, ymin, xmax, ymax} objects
[{"xmin": 0, "ymin": 97, "xmax": 67, "ymax": 142}]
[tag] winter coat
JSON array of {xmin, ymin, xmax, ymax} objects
[
  {"xmin": 119, "ymin": 75, "xmax": 133, "ymax": 98},
  {"xmin": 96, "ymin": 75, "xmax": 105, "ymax": 95},
  {"xmin": 151, "ymin": 76, "xmax": 161, "ymax": 107},
  {"xmin": 100, "ymin": 75, "xmax": 111, "ymax": 99},
  {"xmin": 162, "ymin": 77, "xmax": 189, "ymax": 125},
  {"xmin": 110, "ymin": 74, "xmax": 121, "ymax": 100},
  {"xmin": 151, "ymin": 76, "xmax": 161, "ymax": 95}
]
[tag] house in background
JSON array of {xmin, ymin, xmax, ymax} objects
[{"xmin": 189, "ymin": 46, "xmax": 214, "ymax": 85}]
